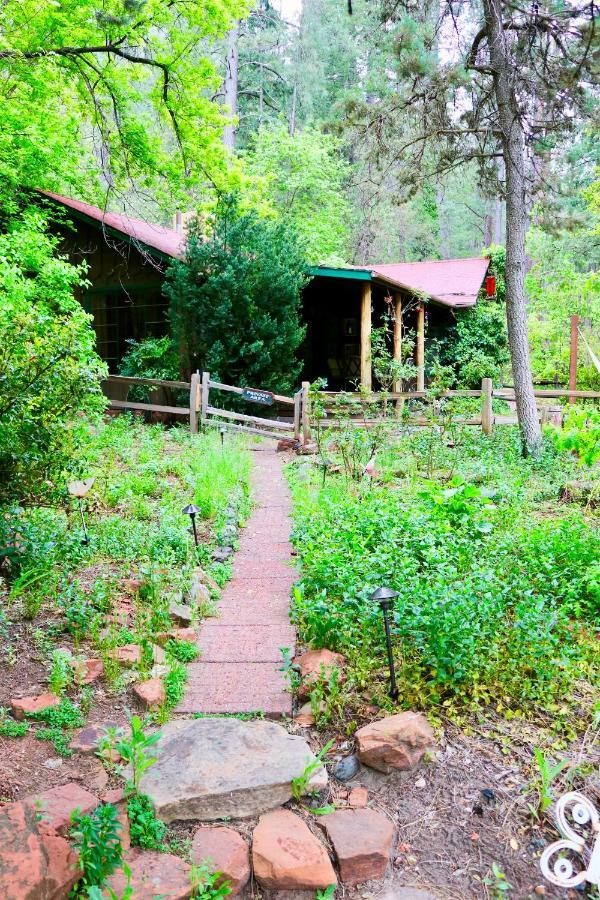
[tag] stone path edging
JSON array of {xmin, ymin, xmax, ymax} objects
[{"xmin": 176, "ymin": 447, "xmax": 295, "ymax": 717}]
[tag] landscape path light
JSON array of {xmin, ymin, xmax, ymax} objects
[
  {"xmin": 220, "ymin": 424, "xmax": 227, "ymax": 448},
  {"xmin": 182, "ymin": 503, "xmax": 201, "ymax": 547},
  {"xmin": 370, "ymin": 585, "xmax": 399, "ymax": 701},
  {"xmin": 67, "ymin": 477, "xmax": 95, "ymax": 546}
]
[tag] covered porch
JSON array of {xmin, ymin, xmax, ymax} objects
[{"xmin": 302, "ymin": 258, "xmax": 491, "ymax": 391}]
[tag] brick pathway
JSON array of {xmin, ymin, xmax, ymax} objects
[{"xmin": 176, "ymin": 447, "xmax": 296, "ymax": 717}]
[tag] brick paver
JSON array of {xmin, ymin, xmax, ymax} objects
[{"xmin": 176, "ymin": 448, "xmax": 296, "ymax": 717}]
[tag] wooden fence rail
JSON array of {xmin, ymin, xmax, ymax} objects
[{"xmin": 102, "ymin": 373, "xmax": 600, "ymax": 440}]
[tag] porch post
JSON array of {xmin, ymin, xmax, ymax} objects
[
  {"xmin": 416, "ymin": 302, "xmax": 425, "ymax": 392},
  {"xmin": 360, "ymin": 281, "xmax": 372, "ymax": 392},
  {"xmin": 393, "ymin": 293, "xmax": 402, "ymax": 392}
]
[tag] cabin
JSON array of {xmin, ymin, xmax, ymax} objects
[{"xmin": 41, "ymin": 191, "xmax": 491, "ymax": 389}]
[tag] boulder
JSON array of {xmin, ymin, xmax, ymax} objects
[
  {"xmin": 133, "ymin": 678, "xmax": 165, "ymax": 709},
  {"xmin": 319, "ymin": 808, "xmax": 394, "ymax": 884},
  {"xmin": 296, "ymin": 648, "xmax": 346, "ymax": 697},
  {"xmin": 0, "ymin": 800, "xmax": 80, "ymax": 899},
  {"xmin": 191, "ymin": 826, "xmax": 250, "ymax": 894},
  {"xmin": 10, "ymin": 693, "xmax": 60, "ymax": 721},
  {"xmin": 154, "ymin": 627, "xmax": 197, "ymax": 646},
  {"xmin": 169, "ymin": 602, "xmax": 193, "ymax": 626},
  {"xmin": 23, "ymin": 782, "xmax": 99, "ymax": 836},
  {"xmin": 105, "ymin": 850, "xmax": 191, "ymax": 899},
  {"xmin": 252, "ymin": 809, "xmax": 337, "ymax": 890},
  {"xmin": 137, "ymin": 717, "xmax": 328, "ymax": 823},
  {"xmin": 355, "ymin": 712, "xmax": 434, "ymax": 773}
]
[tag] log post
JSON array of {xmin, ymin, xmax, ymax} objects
[
  {"xmin": 301, "ymin": 380, "xmax": 311, "ymax": 444},
  {"xmin": 189, "ymin": 371, "xmax": 200, "ymax": 434},
  {"xmin": 293, "ymin": 389, "xmax": 301, "ymax": 441},
  {"xmin": 393, "ymin": 293, "xmax": 402, "ymax": 391},
  {"xmin": 200, "ymin": 371, "xmax": 210, "ymax": 429},
  {"xmin": 569, "ymin": 314, "xmax": 579, "ymax": 405},
  {"xmin": 360, "ymin": 282, "xmax": 372, "ymax": 392},
  {"xmin": 481, "ymin": 377, "xmax": 493, "ymax": 435},
  {"xmin": 416, "ymin": 302, "xmax": 425, "ymax": 392}
]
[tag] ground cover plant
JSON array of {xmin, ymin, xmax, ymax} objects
[
  {"xmin": 289, "ymin": 419, "xmax": 599, "ymax": 719},
  {"xmin": 0, "ymin": 415, "xmax": 251, "ymax": 786}
]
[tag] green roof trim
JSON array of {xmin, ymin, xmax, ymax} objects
[{"xmin": 307, "ymin": 266, "xmax": 371, "ymax": 281}]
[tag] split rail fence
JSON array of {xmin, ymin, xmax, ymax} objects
[{"xmin": 102, "ymin": 374, "xmax": 600, "ymax": 440}]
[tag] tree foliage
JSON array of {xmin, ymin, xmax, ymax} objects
[
  {"xmin": 245, "ymin": 125, "xmax": 351, "ymax": 264},
  {"xmin": 0, "ymin": 0, "xmax": 247, "ymax": 210},
  {"xmin": 0, "ymin": 207, "xmax": 107, "ymax": 508},
  {"xmin": 165, "ymin": 195, "xmax": 307, "ymax": 392}
]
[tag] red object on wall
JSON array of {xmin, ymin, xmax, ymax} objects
[{"xmin": 485, "ymin": 275, "xmax": 496, "ymax": 297}]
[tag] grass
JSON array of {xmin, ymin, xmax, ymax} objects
[{"xmin": 288, "ymin": 423, "xmax": 599, "ymax": 722}]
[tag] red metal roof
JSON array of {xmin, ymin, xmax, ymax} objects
[
  {"xmin": 371, "ymin": 257, "xmax": 490, "ymax": 307},
  {"xmin": 39, "ymin": 191, "xmax": 185, "ymax": 260},
  {"xmin": 312, "ymin": 257, "xmax": 490, "ymax": 307}
]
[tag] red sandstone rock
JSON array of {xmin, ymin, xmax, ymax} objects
[
  {"xmin": 355, "ymin": 712, "xmax": 434, "ymax": 774},
  {"xmin": 0, "ymin": 800, "xmax": 80, "ymax": 899},
  {"xmin": 320, "ymin": 808, "xmax": 394, "ymax": 884},
  {"xmin": 296, "ymin": 648, "xmax": 346, "ymax": 697},
  {"xmin": 81, "ymin": 658, "xmax": 104, "ymax": 684},
  {"xmin": 10, "ymin": 693, "xmax": 60, "ymax": 721},
  {"xmin": 69, "ymin": 721, "xmax": 124, "ymax": 755},
  {"xmin": 109, "ymin": 644, "xmax": 142, "ymax": 667},
  {"xmin": 154, "ymin": 627, "xmax": 197, "ymax": 646},
  {"xmin": 102, "ymin": 788, "xmax": 126, "ymax": 804},
  {"xmin": 348, "ymin": 787, "xmax": 369, "ymax": 808},
  {"xmin": 252, "ymin": 809, "xmax": 337, "ymax": 890},
  {"xmin": 191, "ymin": 826, "xmax": 250, "ymax": 894},
  {"xmin": 23, "ymin": 782, "xmax": 99, "ymax": 836},
  {"xmin": 134, "ymin": 678, "xmax": 166, "ymax": 709},
  {"xmin": 105, "ymin": 850, "xmax": 191, "ymax": 898}
]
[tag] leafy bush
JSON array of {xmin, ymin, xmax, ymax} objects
[
  {"xmin": 165, "ymin": 193, "xmax": 307, "ymax": 392},
  {"xmin": 289, "ymin": 428, "xmax": 599, "ymax": 709},
  {"xmin": 0, "ymin": 205, "xmax": 106, "ymax": 508},
  {"xmin": 70, "ymin": 804, "xmax": 123, "ymax": 894},
  {"xmin": 126, "ymin": 792, "xmax": 167, "ymax": 851},
  {"xmin": 548, "ymin": 407, "xmax": 600, "ymax": 467}
]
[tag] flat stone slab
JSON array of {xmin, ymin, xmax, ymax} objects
[
  {"xmin": 138, "ymin": 718, "xmax": 327, "ymax": 823},
  {"xmin": 198, "ymin": 625, "xmax": 295, "ymax": 662},
  {"xmin": 175, "ymin": 662, "xmax": 291, "ymax": 716},
  {"xmin": 232, "ymin": 560, "xmax": 296, "ymax": 580}
]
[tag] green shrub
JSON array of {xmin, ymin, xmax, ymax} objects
[
  {"xmin": 0, "ymin": 206, "xmax": 106, "ymax": 508},
  {"xmin": 70, "ymin": 804, "xmax": 123, "ymax": 894},
  {"xmin": 126, "ymin": 792, "xmax": 167, "ymax": 850}
]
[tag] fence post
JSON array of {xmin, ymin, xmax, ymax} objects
[
  {"xmin": 189, "ymin": 371, "xmax": 200, "ymax": 434},
  {"xmin": 293, "ymin": 389, "xmax": 301, "ymax": 441},
  {"xmin": 301, "ymin": 381, "xmax": 311, "ymax": 444},
  {"xmin": 481, "ymin": 377, "xmax": 493, "ymax": 435},
  {"xmin": 200, "ymin": 371, "xmax": 210, "ymax": 430}
]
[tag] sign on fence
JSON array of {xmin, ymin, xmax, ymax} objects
[{"xmin": 241, "ymin": 387, "xmax": 274, "ymax": 406}]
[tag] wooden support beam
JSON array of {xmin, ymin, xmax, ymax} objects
[
  {"xmin": 569, "ymin": 314, "xmax": 579, "ymax": 405},
  {"xmin": 416, "ymin": 302, "xmax": 425, "ymax": 392},
  {"xmin": 392, "ymin": 293, "xmax": 402, "ymax": 392},
  {"xmin": 189, "ymin": 371, "xmax": 200, "ymax": 434},
  {"xmin": 481, "ymin": 377, "xmax": 493, "ymax": 435},
  {"xmin": 301, "ymin": 381, "xmax": 311, "ymax": 444},
  {"xmin": 360, "ymin": 282, "xmax": 372, "ymax": 391}
]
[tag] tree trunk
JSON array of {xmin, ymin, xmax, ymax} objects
[
  {"xmin": 482, "ymin": 0, "xmax": 542, "ymax": 455},
  {"xmin": 223, "ymin": 22, "xmax": 240, "ymax": 151}
]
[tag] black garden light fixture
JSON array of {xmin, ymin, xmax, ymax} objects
[
  {"xmin": 182, "ymin": 503, "xmax": 201, "ymax": 547},
  {"xmin": 370, "ymin": 585, "xmax": 399, "ymax": 701},
  {"xmin": 219, "ymin": 424, "xmax": 227, "ymax": 448}
]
